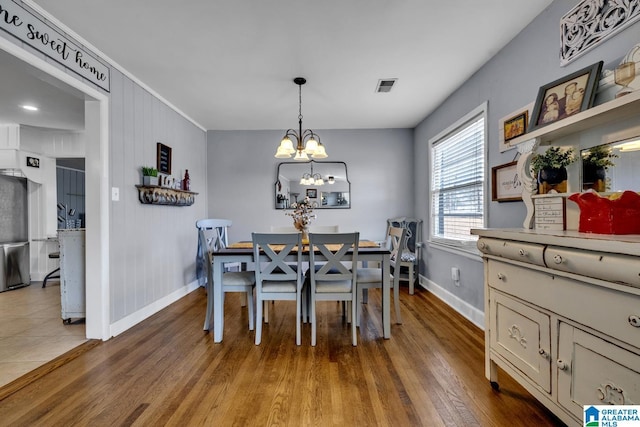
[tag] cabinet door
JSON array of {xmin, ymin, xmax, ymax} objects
[
  {"xmin": 490, "ymin": 290, "xmax": 551, "ymax": 392},
  {"xmin": 557, "ymin": 321, "xmax": 640, "ymax": 419}
]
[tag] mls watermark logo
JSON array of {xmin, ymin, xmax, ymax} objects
[{"xmin": 584, "ymin": 405, "xmax": 640, "ymax": 426}]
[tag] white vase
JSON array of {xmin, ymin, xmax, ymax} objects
[{"xmin": 143, "ymin": 176, "xmax": 159, "ymax": 186}]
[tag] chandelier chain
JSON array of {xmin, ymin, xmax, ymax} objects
[{"xmin": 298, "ymin": 84, "xmax": 303, "ymax": 121}]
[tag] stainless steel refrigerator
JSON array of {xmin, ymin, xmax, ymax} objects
[{"xmin": 0, "ymin": 174, "xmax": 30, "ymax": 292}]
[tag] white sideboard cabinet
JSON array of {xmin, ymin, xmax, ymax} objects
[
  {"xmin": 472, "ymin": 228, "xmax": 640, "ymax": 427},
  {"xmin": 58, "ymin": 228, "xmax": 86, "ymax": 322}
]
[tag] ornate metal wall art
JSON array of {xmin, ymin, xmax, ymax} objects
[{"xmin": 560, "ymin": 0, "xmax": 640, "ymax": 66}]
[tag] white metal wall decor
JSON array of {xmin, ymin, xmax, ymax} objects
[{"xmin": 560, "ymin": 0, "xmax": 640, "ymax": 66}]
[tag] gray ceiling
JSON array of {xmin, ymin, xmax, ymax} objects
[{"xmin": 3, "ymin": 0, "xmax": 553, "ymax": 131}]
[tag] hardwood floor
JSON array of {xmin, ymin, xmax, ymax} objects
[{"xmin": 0, "ymin": 286, "xmax": 564, "ymax": 426}]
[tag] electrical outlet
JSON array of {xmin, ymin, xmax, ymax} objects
[
  {"xmin": 451, "ymin": 267, "xmax": 460, "ymax": 282},
  {"xmin": 111, "ymin": 187, "xmax": 120, "ymax": 201}
]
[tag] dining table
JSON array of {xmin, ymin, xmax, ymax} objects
[{"xmin": 205, "ymin": 240, "xmax": 392, "ymax": 343}]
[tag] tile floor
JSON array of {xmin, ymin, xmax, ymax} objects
[{"xmin": 0, "ymin": 281, "xmax": 86, "ymax": 388}]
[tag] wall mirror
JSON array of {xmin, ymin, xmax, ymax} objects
[
  {"xmin": 580, "ymin": 137, "xmax": 640, "ymax": 192},
  {"xmin": 275, "ymin": 160, "xmax": 350, "ymax": 209}
]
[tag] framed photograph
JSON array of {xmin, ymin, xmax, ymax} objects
[
  {"xmin": 491, "ymin": 161, "xmax": 522, "ymax": 202},
  {"xmin": 498, "ymin": 103, "xmax": 533, "ymax": 152},
  {"xmin": 156, "ymin": 143, "xmax": 172, "ymax": 174},
  {"xmin": 26, "ymin": 156, "xmax": 40, "ymax": 168},
  {"xmin": 529, "ymin": 61, "xmax": 603, "ymax": 132},
  {"xmin": 504, "ymin": 111, "xmax": 528, "ymax": 142},
  {"xmin": 306, "ymin": 188, "xmax": 317, "ymax": 198}
]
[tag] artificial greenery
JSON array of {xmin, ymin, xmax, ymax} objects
[
  {"xmin": 142, "ymin": 166, "xmax": 158, "ymax": 177},
  {"xmin": 531, "ymin": 146, "xmax": 576, "ymax": 173},
  {"xmin": 581, "ymin": 144, "xmax": 617, "ymax": 169}
]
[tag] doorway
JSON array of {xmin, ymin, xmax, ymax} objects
[{"xmin": 0, "ymin": 37, "xmax": 110, "ymax": 385}]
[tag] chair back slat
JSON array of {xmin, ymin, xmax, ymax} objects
[
  {"xmin": 309, "ymin": 232, "xmax": 359, "ymax": 282},
  {"xmin": 388, "ymin": 226, "xmax": 406, "ymax": 267},
  {"xmin": 252, "ymin": 233, "xmax": 302, "ymax": 282}
]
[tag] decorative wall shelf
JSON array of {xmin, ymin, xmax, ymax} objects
[
  {"xmin": 513, "ymin": 88, "xmax": 640, "ymax": 229},
  {"xmin": 509, "ymin": 88, "xmax": 640, "ymax": 147},
  {"xmin": 135, "ymin": 185, "xmax": 198, "ymax": 206}
]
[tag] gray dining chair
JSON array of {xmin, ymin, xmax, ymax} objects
[
  {"xmin": 307, "ymin": 232, "xmax": 359, "ymax": 346},
  {"xmin": 252, "ymin": 232, "xmax": 303, "ymax": 345},
  {"xmin": 356, "ymin": 226, "xmax": 406, "ymax": 325},
  {"xmin": 386, "ymin": 217, "xmax": 422, "ymax": 294}
]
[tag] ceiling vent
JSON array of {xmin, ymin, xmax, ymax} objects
[{"xmin": 376, "ymin": 78, "xmax": 397, "ymax": 93}]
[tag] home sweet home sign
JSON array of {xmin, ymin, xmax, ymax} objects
[{"xmin": 0, "ymin": 0, "xmax": 110, "ymax": 92}]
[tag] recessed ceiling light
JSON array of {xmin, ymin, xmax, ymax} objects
[{"xmin": 22, "ymin": 105, "xmax": 38, "ymax": 111}]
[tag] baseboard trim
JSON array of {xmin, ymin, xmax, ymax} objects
[
  {"xmin": 418, "ymin": 275, "xmax": 484, "ymax": 330},
  {"xmin": 109, "ymin": 280, "xmax": 200, "ymax": 337}
]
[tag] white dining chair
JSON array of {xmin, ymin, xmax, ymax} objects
[
  {"xmin": 356, "ymin": 226, "xmax": 406, "ymax": 325},
  {"xmin": 252, "ymin": 233, "xmax": 303, "ymax": 345},
  {"xmin": 307, "ymin": 232, "xmax": 359, "ymax": 346},
  {"xmin": 199, "ymin": 228, "xmax": 256, "ymax": 332},
  {"xmin": 196, "ymin": 219, "xmax": 238, "ymax": 288}
]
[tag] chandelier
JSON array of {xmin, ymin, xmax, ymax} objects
[
  {"xmin": 300, "ymin": 162, "xmax": 324, "ymax": 186},
  {"xmin": 275, "ymin": 77, "xmax": 328, "ymax": 160}
]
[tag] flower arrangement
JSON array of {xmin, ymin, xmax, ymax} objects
[
  {"xmin": 582, "ymin": 144, "xmax": 617, "ymax": 169},
  {"xmin": 531, "ymin": 146, "xmax": 576, "ymax": 173},
  {"xmin": 286, "ymin": 196, "xmax": 316, "ymax": 233}
]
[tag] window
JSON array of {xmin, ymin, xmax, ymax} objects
[{"xmin": 430, "ymin": 103, "xmax": 486, "ymax": 249}]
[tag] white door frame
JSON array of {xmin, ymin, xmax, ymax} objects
[{"xmin": 0, "ymin": 38, "xmax": 111, "ymax": 340}]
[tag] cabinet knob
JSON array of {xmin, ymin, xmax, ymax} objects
[
  {"xmin": 478, "ymin": 241, "xmax": 486, "ymax": 250},
  {"xmin": 538, "ymin": 348, "xmax": 548, "ymax": 359},
  {"xmin": 518, "ymin": 249, "xmax": 527, "ymax": 257},
  {"xmin": 553, "ymin": 255, "xmax": 563, "ymax": 264},
  {"xmin": 557, "ymin": 359, "xmax": 569, "ymax": 371},
  {"xmin": 629, "ymin": 315, "xmax": 640, "ymax": 328},
  {"xmin": 497, "ymin": 273, "xmax": 505, "ymax": 281}
]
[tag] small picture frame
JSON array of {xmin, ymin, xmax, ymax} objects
[
  {"xmin": 498, "ymin": 103, "xmax": 533, "ymax": 152},
  {"xmin": 306, "ymin": 188, "xmax": 317, "ymax": 198},
  {"xmin": 491, "ymin": 161, "xmax": 522, "ymax": 202},
  {"xmin": 529, "ymin": 61, "xmax": 603, "ymax": 132},
  {"xmin": 503, "ymin": 111, "xmax": 528, "ymax": 142},
  {"xmin": 26, "ymin": 156, "xmax": 40, "ymax": 168},
  {"xmin": 157, "ymin": 142, "xmax": 172, "ymax": 174}
]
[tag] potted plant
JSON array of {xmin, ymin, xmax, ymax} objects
[
  {"xmin": 581, "ymin": 144, "xmax": 617, "ymax": 192},
  {"xmin": 141, "ymin": 166, "xmax": 159, "ymax": 186},
  {"xmin": 531, "ymin": 146, "xmax": 576, "ymax": 194}
]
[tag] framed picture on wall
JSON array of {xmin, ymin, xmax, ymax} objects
[
  {"xmin": 498, "ymin": 103, "xmax": 534, "ymax": 152},
  {"xmin": 157, "ymin": 143, "xmax": 172, "ymax": 174},
  {"xmin": 306, "ymin": 188, "xmax": 317, "ymax": 198},
  {"xmin": 491, "ymin": 161, "xmax": 522, "ymax": 202},
  {"xmin": 529, "ymin": 61, "xmax": 603, "ymax": 131}
]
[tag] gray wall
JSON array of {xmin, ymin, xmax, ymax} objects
[
  {"xmin": 109, "ymin": 69, "xmax": 207, "ymax": 322},
  {"xmin": 414, "ymin": 0, "xmax": 640, "ymax": 312},
  {"xmin": 207, "ymin": 128, "xmax": 414, "ymax": 243}
]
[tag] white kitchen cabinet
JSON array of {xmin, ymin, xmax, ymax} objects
[
  {"xmin": 58, "ymin": 229, "xmax": 86, "ymax": 322},
  {"xmin": 473, "ymin": 228, "xmax": 640, "ymax": 427}
]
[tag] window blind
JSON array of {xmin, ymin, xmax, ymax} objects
[{"xmin": 431, "ymin": 115, "xmax": 484, "ymax": 245}]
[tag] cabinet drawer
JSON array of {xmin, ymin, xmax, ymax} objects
[
  {"xmin": 557, "ymin": 322, "xmax": 640, "ymax": 420},
  {"xmin": 545, "ymin": 246, "xmax": 640, "ymax": 288},
  {"xmin": 488, "ymin": 260, "xmax": 640, "ymax": 347},
  {"xmin": 477, "ymin": 237, "xmax": 545, "ymax": 266},
  {"xmin": 489, "ymin": 290, "xmax": 551, "ymax": 392}
]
